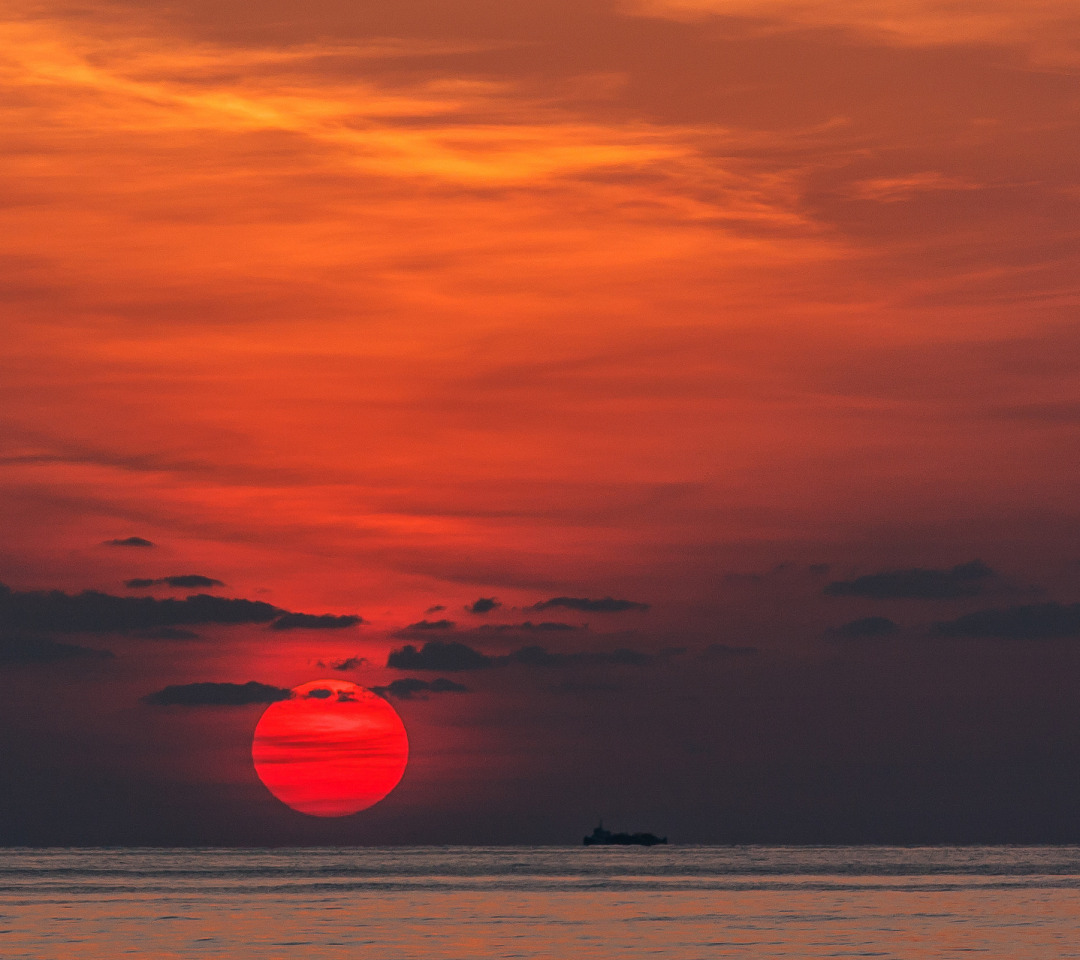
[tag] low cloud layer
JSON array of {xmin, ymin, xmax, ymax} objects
[
  {"xmin": 824, "ymin": 561, "xmax": 994, "ymax": 600},
  {"xmin": 0, "ymin": 583, "xmax": 280, "ymax": 633},
  {"xmin": 373, "ymin": 677, "xmax": 469, "ymax": 700},
  {"xmin": 388, "ymin": 640, "xmax": 492, "ymax": 671},
  {"xmin": 125, "ymin": 575, "xmax": 225, "ymax": 589},
  {"xmin": 466, "ymin": 598, "xmax": 500, "ymax": 614},
  {"xmin": 0, "ymin": 633, "xmax": 113, "ymax": 665},
  {"xmin": 529, "ymin": 597, "xmax": 650, "ymax": 613},
  {"xmin": 936, "ymin": 603, "xmax": 1080, "ymax": 640},
  {"xmin": 479, "ymin": 621, "xmax": 583, "ymax": 633},
  {"xmin": 387, "ymin": 639, "xmax": 660, "ymax": 671},
  {"xmin": 133, "ymin": 627, "xmax": 201, "ymax": 640},
  {"xmin": 269, "ymin": 613, "xmax": 363, "ymax": 631},
  {"xmin": 397, "ymin": 619, "xmax": 456, "ymax": 633},
  {"xmin": 103, "ymin": 537, "xmax": 154, "ymax": 547},
  {"xmin": 0, "ymin": 582, "xmax": 360, "ymax": 635},
  {"xmin": 317, "ymin": 656, "xmax": 367, "ymax": 671},
  {"xmin": 143, "ymin": 681, "xmax": 291, "ymax": 706}
]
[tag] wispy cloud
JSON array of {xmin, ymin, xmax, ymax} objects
[
  {"xmin": 0, "ymin": 18, "xmax": 691, "ymax": 186},
  {"xmin": 629, "ymin": 0, "xmax": 1080, "ymax": 59}
]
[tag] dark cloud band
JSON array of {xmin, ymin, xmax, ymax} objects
[
  {"xmin": 529, "ymin": 596, "xmax": 649, "ymax": 612},
  {"xmin": 125, "ymin": 575, "xmax": 225, "ymax": 589},
  {"xmin": 0, "ymin": 633, "xmax": 113, "ymax": 665},
  {"xmin": 824, "ymin": 561, "xmax": 993, "ymax": 600},
  {"xmin": 269, "ymin": 613, "xmax": 363, "ymax": 630},
  {"xmin": 143, "ymin": 681, "xmax": 291, "ymax": 706},
  {"xmin": 373, "ymin": 677, "xmax": 468, "ymax": 700},
  {"xmin": 936, "ymin": 603, "xmax": 1080, "ymax": 640},
  {"xmin": 0, "ymin": 582, "xmax": 360, "ymax": 635},
  {"xmin": 387, "ymin": 639, "xmax": 659, "ymax": 671}
]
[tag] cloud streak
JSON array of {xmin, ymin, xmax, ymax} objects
[
  {"xmin": 386, "ymin": 639, "xmax": 661, "ymax": 670},
  {"xmin": 317, "ymin": 656, "xmax": 368, "ymax": 671},
  {"xmin": 936, "ymin": 603, "xmax": 1080, "ymax": 640},
  {"xmin": 387, "ymin": 640, "xmax": 492, "ymax": 671},
  {"xmin": 529, "ymin": 597, "xmax": 650, "ymax": 612},
  {"xmin": 396, "ymin": 619, "xmax": 456, "ymax": 633},
  {"xmin": 0, "ymin": 18, "xmax": 689, "ymax": 188},
  {"xmin": 824, "ymin": 562, "xmax": 994, "ymax": 600},
  {"xmin": 0, "ymin": 582, "xmax": 360, "ymax": 634},
  {"xmin": 0, "ymin": 582, "xmax": 281, "ymax": 633},
  {"xmin": 630, "ymin": 0, "xmax": 1080, "ymax": 59},
  {"xmin": 0, "ymin": 633, "xmax": 113, "ymax": 665},
  {"xmin": 372, "ymin": 677, "xmax": 469, "ymax": 700},
  {"xmin": 124, "ymin": 575, "xmax": 225, "ymax": 589},
  {"xmin": 143, "ymin": 681, "xmax": 291, "ymax": 706},
  {"xmin": 269, "ymin": 613, "xmax": 363, "ymax": 630},
  {"xmin": 479, "ymin": 621, "xmax": 584, "ymax": 632}
]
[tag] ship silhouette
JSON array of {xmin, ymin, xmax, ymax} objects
[{"xmin": 583, "ymin": 820, "xmax": 667, "ymax": 846}]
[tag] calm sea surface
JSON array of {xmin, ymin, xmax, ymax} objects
[{"xmin": 4, "ymin": 846, "xmax": 1080, "ymax": 958}]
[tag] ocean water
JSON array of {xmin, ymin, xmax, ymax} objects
[{"xmin": 4, "ymin": 846, "xmax": 1080, "ymax": 958}]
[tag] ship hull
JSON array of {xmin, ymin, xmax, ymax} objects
[{"xmin": 583, "ymin": 833, "xmax": 667, "ymax": 846}]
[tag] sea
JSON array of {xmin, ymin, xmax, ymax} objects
[{"xmin": 4, "ymin": 846, "xmax": 1080, "ymax": 958}]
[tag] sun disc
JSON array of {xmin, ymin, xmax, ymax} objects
[{"xmin": 252, "ymin": 680, "xmax": 409, "ymax": 817}]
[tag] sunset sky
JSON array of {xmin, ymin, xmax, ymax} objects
[{"xmin": 2, "ymin": 0, "xmax": 1079, "ymax": 844}]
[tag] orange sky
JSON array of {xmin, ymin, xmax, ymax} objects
[{"xmin": 2, "ymin": 0, "xmax": 1079, "ymax": 842}]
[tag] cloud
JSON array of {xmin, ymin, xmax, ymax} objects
[
  {"xmin": 386, "ymin": 639, "xmax": 661, "ymax": 671},
  {"xmin": 388, "ymin": 641, "xmax": 493, "ymax": 671},
  {"xmin": 143, "ymin": 681, "xmax": 291, "ymax": 706},
  {"xmin": 529, "ymin": 597, "xmax": 650, "ymax": 612},
  {"xmin": 425, "ymin": 605, "xmax": 446, "ymax": 614},
  {"xmin": 400, "ymin": 619, "xmax": 456, "ymax": 632},
  {"xmin": 851, "ymin": 173, "xmax": 980, "ymax": 203},
  {"xmin": 103, "ymin": 537, "xmax": 154, "ymax": 547},
  {"xmin": 936, "ymin": 603, "xmax": 1080, "ymax": 640},
  {"xmin": 466, "ymin": 597, "xmax": 501, "ymax": 614},
  {"xmin": 479, "ymin": 621, "xmax": 583, "ymax": 632},
  {"xmin": 0, "ymin": 633, "xmax": 113, "ymax": 665},
  {"xmin": 269, "ymin": 613, "xmax": 363, "ymax": 631},
  {"xmin": 0, "ymin": 582, "xmax": 284, "ymax": 633},
  {"xmin": 163, "ymin": 575, "xmax": 224, "ymax": 588},
  {"xmin": 827, "ymin": 616, "xmax": 898, "ymax": 640},
  {"xmin": 317, "ymin": 656, "xmax": 367, "ymax": 671},
  {"xmin": 124, "ymin": 575, "xmax": 225, "ymax": 589},
  {"xmin": 372, "ymin": 677, "xmax": 469, "ymax": 700},
  {"xmin": 304, "ymin": 687, "xmax": 333, "ymax": 699},
  {"xmin": 134, "ymin": 627, "xmax": 201, "ymax": 640},
  {"xmin": 630, "ymin": 0, "xmax": 1080, "ymax": 58},
  {"xmin": 824, "ymin": 561, "xmax": 994, "ymax": 600}
]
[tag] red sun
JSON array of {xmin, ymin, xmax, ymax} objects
[{"xmin": 252, "ymin": 680, "xmax": 409, "ymax": 817}]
